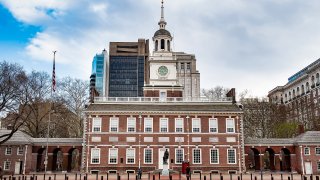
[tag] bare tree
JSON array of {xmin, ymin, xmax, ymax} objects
[
  {"xmin": 0, "ymin": 61, "xmax": 29, "ymax": 144},
  {"xmin": 57, "ymin": 77, "xmax": 89, "ymax": 137},
  {"xmin": 201, "ymin": 86, "xmax": 230, "ymax": 100}
]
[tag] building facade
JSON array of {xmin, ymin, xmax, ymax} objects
[
  {"xmin": 268, "ymin": 58, "xmax": 320, "ymax": 130},
  {"xmin": 83, "ymin": 99, "xmax": 244, "ymax": 173},
  {"xmin": 108, "ymin": 39, "xmax": 149, "ymax": 97}
]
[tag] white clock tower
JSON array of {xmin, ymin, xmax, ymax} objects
[{"xmin": 144, "ymin": 0, "xmax": 183, "ymax": 99}]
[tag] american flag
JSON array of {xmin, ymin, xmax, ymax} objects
[{"xmin": 52, "ymin": 51, "xmax": 57, "ymax": 92}]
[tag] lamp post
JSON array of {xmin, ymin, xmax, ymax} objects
[
  {"xmin": 186, "ymin": 115, "xmax": 190, "ymax": 162},
  {"xmin": 139, "ymin": 113, "xmax": 142, "ymax": 169}
]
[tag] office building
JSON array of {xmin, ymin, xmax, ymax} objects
[{"xmin": 91, "ymin": 49, "xmax": 108, "ymax": 96}]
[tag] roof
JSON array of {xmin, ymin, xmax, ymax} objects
[
  {"xmin": 85, "ymin": 102, "xmax": 242, "ymax": 113},
  {"xmin": 0, "ymin": 129, "xmax": 33, "ymax": 145},
  {"xmin": 32, "ymin": 138, "xmax": 83, "ymax": 145},
  {"xmin": 294, "ymin": 131, "xmax": 320, "ymax": 144},
  {"xmin": 245, "ymin": 131, "xmax": 320, "ymax": 146},
  {"xmin": 245, "ymin": 137, "xmax": 295, "ymax": 145},
  {"xmin": 154, "ymin": 29, "xmax": 171, "ymax": 37}
]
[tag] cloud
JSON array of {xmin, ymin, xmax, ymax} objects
[{"xmin": 1, "ymin": 0, "xmax": 320, "ymax": 97}]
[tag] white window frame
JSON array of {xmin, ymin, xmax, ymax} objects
[
  {"xmin": 5, "ymin": 146, "xmax": 12, "ymax": 155},
  {"xmin": 127, "ymin": 117, "xmax": 136, "ymax": 132},
  {"xmin": 17, "ymin": 146, "xmax": 24, "ymax": 155},
  {"xmin": 160, "ymin": 118, "xmax": 168, "ymax": 132},
  {"xmin": 144, "ymin": 118, "xmax": 153, "ymax": 132},
  {"xmin": 192, "ymin": 118, "xmax": 201, "ymax": 133},
  {"xmin": 317, "ymin": 161, "xmax": 320, "ymax": 171},
  {"xmin": 3, "ymin": 161, "xmax": 10, "ymax": 170},
  {"xmin": 175, "ymin": 118, "xmax": 184, "ymax": 132},
  {"xmin": 210, "ymin": 148, "xmax": 219, "ymax": 164},
  {"xmin": 109, "ymin": 117, "xmax": 119, "ymax": 132},
  {"xmin": 92, "ymin": 117, "xmax": 102, "ymax": 132},
  {"xmin": 175, "ymin": 148, "xmax": 184, "ymax": 164},
  {"xmin": 109, "ymin": 148, "xmax": 118, "ymax": 164},
  {"xmin": 316, "ymin": 147, "xmax": 320, "ymax": 155},
  {"xmin": 91, "ymin": 148, "xmax": 100, "ymax": 164},
  {"xmin": 209, "ymin": 118, "xmax": 218, "ymax": 133},
  {"xmin": 226, "ymin": 118, "xmax": 235, "ymax": 133},
  {"xmin": 144, "ymin": 148, "xmax": 153, "ymax": 164},
  {"xmin": 126, "ymin": 148, "xmax": 135, "ymax": 164},
  {"xmin": 192, "ymin": 148, "xmax": 202, "ymax": 164},
  {"xmin": 227, "ymin": 149, "xmax": 236, "ymax": 164},
  {"xmin": 304, "ymin": 147, "xmax": 310, "ymax": 155}
]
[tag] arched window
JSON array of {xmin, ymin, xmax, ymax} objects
[
  {"xmin": 289, "ymin": 92, "xmax": 292, "ymax": 100},
  {"xmin": 167, "ymin": 40, "xmax": 170, "ymax": 51},
  {"xmin": 155, "ymin": 40, "xmax": 158, "ymax": 51},
  {"xmin": 293, "ymin": 90, "xmax": 295, "ymax": 98},
  {"xmin": 161, "ymin": 39, "xmax": 165, "ymax": 50},
  {"xmin": 317, "ymin": 73, "xmax": 320, "ymax": 85},
  {"xmin": 306, "ymin": 82, "xmax": 310, "ymax": 92},
  {"xmin": 311, "ymin": 76, "xmax": 315, "ymax": 87},
  {"xmin": 301, "ymin": 85, "xmax": 305, "ymax": 94},
  {"xmin": 297, "ymin": 87, "xmax": 300, "ymax": 96},
  {"xmin": 285, "ymin": 94, "xmax": 287, "ymax": 102}
]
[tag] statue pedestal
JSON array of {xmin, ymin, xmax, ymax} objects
[{"xmin": 161, "ymin": 164, "xmax": 169, "ymax": 176}]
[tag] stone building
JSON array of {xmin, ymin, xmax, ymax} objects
[{"xmin": 268, "ymin": 58, "xmax": 320, "ymax": 130}]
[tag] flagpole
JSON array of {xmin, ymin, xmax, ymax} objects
[{"xmin": 44, "ymin": 51, "xmax": 57, "ymax": 174}]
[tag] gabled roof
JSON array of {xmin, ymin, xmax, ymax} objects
[
  {"xmin": 0, "ymin": 129, "xmax": 33, "ymax": 145},
  {"xmin": 294, "ymin": 131, "xmax": 320, "ymax": 144}
]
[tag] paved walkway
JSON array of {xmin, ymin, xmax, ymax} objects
[{"xmin": 2, "ymin": 172, "xmax": 316, "ymax": 180}]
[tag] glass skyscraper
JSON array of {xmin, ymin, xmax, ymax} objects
[{"xmin": 91, "ymin": 49, "xmax": 108, "ymax": 96}]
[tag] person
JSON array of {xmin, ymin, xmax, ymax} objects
[
  {"xmin": 138, "ymin": 168, "xmax": 142, "ymax": 180},
  {"xmin": 186, "ymin": 166, "xmax": 191, "ymax": 180},
  {"xmin": 163, "ymin": 149, "xmax": 169, "ymax": 164}
]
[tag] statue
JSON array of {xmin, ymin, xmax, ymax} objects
[{"xmin": 163, "ymin": 149, "xmax": 169, "ymax": 164}]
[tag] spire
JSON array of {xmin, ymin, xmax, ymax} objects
[{"xmin": 158, "ymin": 0, "xmax": 167, "ymax": 29}]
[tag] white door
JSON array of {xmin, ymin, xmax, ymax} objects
[
  {"xmin": 14, "ymin": 161, "xmax": 21, "ymax": 174},
  {"xmin": 305, "ymin": 162, "xmax": 312, "ymax": 175},
  {"xmin": 158, "ymin": 148, "xmax": 170, "ymax": 169}
]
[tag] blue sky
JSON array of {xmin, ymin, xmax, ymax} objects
[{"xmin": 1, "ymin": 0, "xmax": 320, "ymax": 97}]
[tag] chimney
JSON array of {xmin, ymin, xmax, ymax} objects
[{"xmin": 298, "ymin": 124, "xmax": 304, "ymax": 135}]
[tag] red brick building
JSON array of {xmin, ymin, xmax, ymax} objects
[
  {"xmin": 0, "ymin": 129, "xmax": 82, "ymax": 174},
  {"xmin": 83, "ymin": 98, "xmax": 244, "ymax": 174}
]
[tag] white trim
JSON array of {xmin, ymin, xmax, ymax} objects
[
  {"xmin": 192, "ymin": 118, "xmax": 201, "ymax": 133},
  {"xmin": 226, "ymin": 118, "xmax": 235, "ymax": 133},
  {"xmin": 192, "ymin": 148, "xmax": 202, "ymax": 164},
  {"xmin": 210, "ymin": 148, "xmax": 219, "ymax": 164},
  {"xmin": 159, "ymin": 118, "xmax": 168, "ymax": 132},
  {"xmin": 315, "ymin": 147, "xmax": 320, "ymax": 155},
  {"xmin": 90, "ymin": 148, "xmax": 100, "ymax": 164},
  {"xmin": 92, "ymin": 117, "xmax": 102, "ymax": 132},
  {"xmin": 126, "ymin": 148, "xmax": 135, "ymax": 164},
  {"xmin": 3, "ymin": 161, "xmax": 11, "ymax": 170},
  {"xmin": 227, "ymin": 148, "xmax": 237, "ymax": 164},
  {"xmin": 175, "ymin": 148, "xmax": 184, "ymax": 164},
  {"xmin": 175, "ymin": 118, "xmax": 184, "ymax": 132},
  {"xmin": 5, "ymin": 146, "xmax": 12, "ymax": 155},
  {"xmin": 144, "ymin": 148, "xmax": 153, "ymax": 164},
  {"xmin": 209, "ymin": 118, "xmax": 218, "ymax": 133},
  {"xmin": 17, "ymin": 146, "xmax": 24, "ymax": 155},
  {"xmin": 109, "ymin": 148, "xmax": 118, "ymax": 164},
  {"xmin": 304, "ymin": 147, "xmax": 311, "ymax": 155},
  {"xmin": 127, "ymin": 117, "xmax": 136, "ymax": 132},
  {"xmin": 109, "ymin": 117, "xmax": 119, "ymax": 132},
  {"xmin": 144, "ymin": 118, "xmax": 153, "ymax": 133}
]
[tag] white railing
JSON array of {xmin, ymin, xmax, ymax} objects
[{"xmin": 94, "ymin": 97, "xmax": 233, "ymax": 103}]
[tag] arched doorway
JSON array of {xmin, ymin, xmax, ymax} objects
[
  {"xmin": 36, "ymin": 148, "xmax": 46, "ymax": 172},
  {"xmin": 248, "ymin": 148, "xmax": 260, "ymax": 170},
  {"xmin": 264, "ymin": 148, "xmax": 275, "ymax": 171},
  {"xmin": 67, "ymin": 148, "xmax": 80, "ymax": 172},
  {"xmin": 52, "ymin": 148, "xmax": 63, "ymax": 171},
  {"xmin": 280, "ymin": 148, "xmax": 291, "ymax": 171}
]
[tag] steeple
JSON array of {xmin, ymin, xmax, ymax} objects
[{"xmin": 158, "ymin": 0, "xmax": 167, "ymax": 29}]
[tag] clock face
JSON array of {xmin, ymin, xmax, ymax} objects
[{"xmin": 158, "ymin": 66, "xmax": 168, "ymax": 76}]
